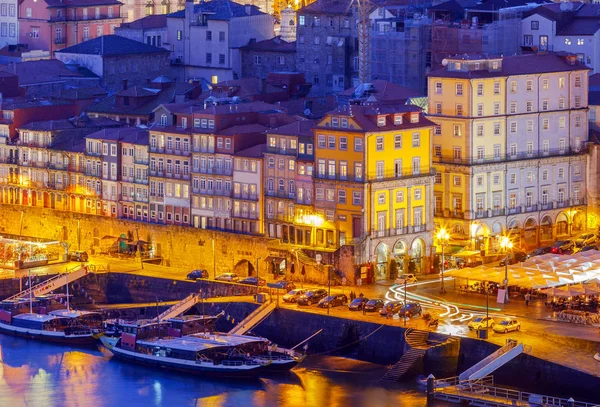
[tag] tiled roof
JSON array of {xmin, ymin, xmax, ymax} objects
[
  {"xmin": 56, "ymin": 86, "xmax": 108, "ymax": 100},
  {"xmin": 241, "ymin": 36, "xmax": 296, "ymax": 52},
  {"xmin": 117, "ymin": 14, "xmax": 167, "ymax": 30},
  {"xmin": 557, "ymin": 19, "xmax": 600, "ymax": 36},
  {"xmin": 19, "ymin": 115, "xmax": 120, "ymax": 131},
  {"xmin": 194, "ymin": 101, "xmax": 284, "ymax": 115},
  {"xmin": 428, "ymin": 53, "xmax": 590, "ymax": 79},
  {"xmin": 87, "ymin": 83, "xmax": 193, "ymax": 117},
  {"xmin": 117, "ymin": 86, "xmax": 157, "ymax": 97},
  {"xmin": 0, "ymin": 97, "xmax": 73, "ymax": 110},
  {"xmin": 219, "ymin": 123, "xmax": 268, "ymax": 135},
  {"xmin": 56, "ymin": 35, "xmax": 168, "ymax": 56},
  {"xmin": 320, "ymin": 104, "xmax": 435, "ymax": 132},
  {"xmin": 428, "ymin": 0, "xmax": 476, "ymax": 13},
  {"xmin": 339, "ymin": 80, "xmax": 423, "ymax": 100},
  {"xmin": 468, "ymin": 0, "xmax": 550, "ymax": 12},
  {"xmin": 1, "ymin": 60, "xmax": 89, "ymax": 85},
  {"xmin": 86, "ymin": 127, "xmax": 149, "ymax": 143},
  {"xmin": 573, "ymin": 3, "xmax": 600, "ymax": 17},
  {"xmin": 236, "ymin": 144, "xmax": 265, "ymax": 158},
  {"xmin": 267, "ymin": 119, "xmax": 315, "ymax": 137},
  {"xmin": 168, "ymin": 0, "xmax": 265, "ymax": 20},
  {"xmin": 299, "ymin": 0, "xmax": 354, "ymax": 15},
  {"xmin": 210, "ymin": 78, "xmax": 284, "ymax": 98}
]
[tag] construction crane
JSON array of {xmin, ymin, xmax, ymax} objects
[{"xmin": 346, "ymin": 0, "xmax": 372, "ymax": 84}]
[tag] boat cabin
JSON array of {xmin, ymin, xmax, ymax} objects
[
  {"xmin": 49, "ymin": 310, "xmax": 103, "ymax": 329},
  {"xmin": 166, "ymin": 315, "xmax": 217, "ymax": 337}
]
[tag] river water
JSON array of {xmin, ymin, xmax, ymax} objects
[{"xmin": 0, "ymin": 335, "xmax": 451, "ymax": 407}]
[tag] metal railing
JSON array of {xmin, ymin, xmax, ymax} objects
[{"xmin": 434, "ymin": 147, "xmax": 586, "ymax": 166}]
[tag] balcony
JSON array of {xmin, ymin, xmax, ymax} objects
[
  {"xmin": 314, "ymin": 173, "xmax": 361, "ymax": 182},
  {"xmin": 134, "ymin": 178, "xmax": 149, "ymax": 185},
  {"xmin": 370, "ymin": 225, "xmax": 426, "ymax": 238},
  {"xmin": 366, "ymin": 169, "xmax": 436, "ymax": 183},
  {"xmin": 54, "ymin": 38, "xmax": 65, "ymax": 45},
  {"xmin": 434, "ymin": 147, "xmax": 586, "ymax": 166},
  {"xmin": 295, "ymin": 197, "xmax": 312, "ymax": 205},
  {"xmin": 265, "ymin": 146, "xmax": 297, "ymax": 156},
  {"xmin": 134, "ymin": 157, "xmax": 149, "ymax": 165},
  {"xmin": 233, "ymin": 193, "xmax": 258, "ymax": 201}
]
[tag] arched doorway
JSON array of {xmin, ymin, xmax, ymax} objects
[
  {"xmin": 572, "ymin": 212, "xmax": 585, "ymax": 235},
  {"xmin": 556, "ymin": 213, "xmax": 568, "ymax": 236},
  {"xmin": 540, "ymin": 216, "xmax": 553, "ymax": 242},
  {"xmin": 233, "ymin": 259, "xmax": 255, "ymax": 277},
  {"xmin": 410, "ymin": 238, "xmax": 425, "ymax": 274},
  {"xmin": 374, "ymin": 242, "xmax": 390, "ymax": 281},
  {"xmin": 392, "ymin": 240, "xmax": 407, "ymax": 277},
  {"xmin": 524, "ymin": 217, "xmax": 537, "ymax": 247},
  {"xmin": 507, "ymin": 219, "xmax": 521, "ymax": 247},
  {"xmin": 473, "ymin": 223, "xmax": 490, "ymax": 253}
]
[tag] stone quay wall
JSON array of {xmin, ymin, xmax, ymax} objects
[{"xmin": 0, "ymin": 204, "xmax": 355, "ymax": 283}]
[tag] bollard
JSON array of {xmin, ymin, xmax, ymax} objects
[
  {"xmin": 568, "ymin": 398, "xmax": 575, "ymax": 407},
  {"xmin": 426, "ymin": 374, "xmax": 435, "ymax": 402}
]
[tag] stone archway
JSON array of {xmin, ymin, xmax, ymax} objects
[
  {"xmin": 556, "ymin": 213, "xmax": 568, "ymax": 236},
  {"xmin": 409, "ymin": 238, "xmax": 426, "ymax": 274},
  {"xmin": 540, "ymin": 215, "xmax": 553, "ymax": 242},
  {"xmin": 374, "ymin": 242, "xmax": 390, "ymax": 282},
  {"xmin": 473, "ymin": 223, "xmax": 490, "ymax": 253},
  {"xmin": 524, "ymin": 217, "xmax": 537, "ymax": 247},
  {"xmin": 233, "ymin": 259, "xmax": 255, "ymax": 277},
  {"xmin": 392, "ymin": 239, "xmax": 407, "ymax": 278},
  {"xmin": 572, "ymin": 212, "xmax": 585, "ymax": 235}
]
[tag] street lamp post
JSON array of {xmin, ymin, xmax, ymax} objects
[
  {"xmin": 403, "ymin": 279, "xmax": 407, "ymax": 327},
  {"xmin": 256, "ymin": 257, "xmax": 261, "ymax": 300},
  {"xmin": 211, "ymin": 237, "xmax": 216, "ymax": 279},
  {"xmin": 436, "ymin": 228, "xmax": 450, "ymax": 294},
  {"xmin": 327, "ymin": 265, "xmax": 331, "ymax": 316},
  {"xmin": 500, "ymin": 236, "xmax": 513, "ymax": 303}
]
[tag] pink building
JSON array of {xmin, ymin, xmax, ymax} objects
[{"xmin": 19, "ymin": 0, "xmax": 123, "ymax": 54}]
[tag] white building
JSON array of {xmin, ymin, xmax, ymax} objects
[
  {"xmin": 167, "ymin": 0, "xmax": 274, "ymax": 83},
  {"xmin": 0, "ymin": 0, "xmax": 18, "ymax": 48},
  {"xmin": 522, "ymin": 3, "xmax": 600, "ymax": 74},
  {"xmin": 428, "ymin": 52, "xmax": 590, "ymax": 252}
]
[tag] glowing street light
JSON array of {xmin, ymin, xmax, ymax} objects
[
  {"xmin": 436, "ymin": 228, "xmax": 450, "ymax": 294},
  {"xmin": 499, "ymin": 235, "xmax": 513, "ymax": 303}
]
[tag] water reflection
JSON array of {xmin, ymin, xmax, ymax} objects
[{"xmin": 0, "ymin": 335, "xmax": 440, "ymax": 407}]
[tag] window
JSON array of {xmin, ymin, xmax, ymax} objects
[
  {"xmin": 559, "ymin": 117, "xmax": 566, "ymax": 128},
  {"xmin": 558, "ymin": 168, "xmax": 565, "ymax": 179},
  {"xmin": 456, "ymin": 83, "xmax": 463, "ymax": 96},
  {"xmin": 456, "ymin": 104, "xmax": 463, "ymax": 116},
  {"xmin": 510, "ymin": 81, "xmax": 517, "ymax": 93},
  {"xmin": 493, "ymin": 82, "xmax": 500, "ymax": 95},
  {"xmin": 510, "ymin": 102, "xmax": 516, "ymax": 114},
  {"xmin": 340, "ymin": 137, "xmax": 347, "ymax": 150},
  {"xmin": 376, "ymin": 137, "xmax": 383, "ymax": 151},
  {"xmin": 494, "ymin": 144, "xmax": 501, "ymax": 159},
  {"xmin": 355, "ymin": 163, "xmax": 363, "ymax": 181},
  {"xmin": 353, "ymin": 191, "xmax": 361, "ymax": 205},
  {"xmin": 453, "ymin": 147, "xmax": 462, "ymax": 160},
  {"xmin": 510, "ymin": 144, "xmax": 517, "ymax": 157},
  {"xmin": 435, "ymin": 82, "xmax": 442, "ymax": 94},
  {"xmin": 412, "ymin": 133, "xmax": 420, "ymax": 147},
  {"xmin": 435, "ymin": 103, "xmax": 442, "ymax": 115},
  {"xmin": 565, "ymin": 38, "xmax": 571, "ymax": 46},
  {"xmin": 206, "ymin": 53, "xmax": 212, "ymax": 64},
  {"xmin": 412, "ymin": 157, "xmax": 420, "ymax": 175},
  {"xmin": 542, "ymin": 78, "xmax": 549, "ymax": 90},
  {"xmin": 477, "ymin": 83, "xmax": 483, "ymax": 96},
  {"xmin": 453, "ymin": 176, "xmax": 461, "ymax": 186},
  {"xmin": 526, "ymin": 142, "xmax": 533, "ymax": 156},
  {"xmin": 219, "ymin": 54, "xmax": 225, "ymax": 65},
  {"xmin": 318, "ymin": 135, "xmax": 326, "ymax": 148},
  {"xmin": 510, "ymin": 122, "xmax": 516, "ymax": 133},
  {"xmin": 493, "ymin": 174, "xmax": 500, "ymax": 185},
  {"xmin": 477, "ymin": 147, "xmax": 484, "ymax": 160},
  {"xmin": 83, "ymin": 26, "xmax": 90, "ymax": 41},
  {"xmin": 531, "ymin": 21, "xmax": 539, "ymax": 30},
  {"xmin": 575, "ymin": 76, "xmax": 582, "ymax": 88},
  {"xmin": 559, "ymin": 98, "xmax": 565, "ymax": 109},
  {"xmin": 434, "ymin": 126, "xmax": 441, "ymax": 136},
  {"xmin": 414, "ymin": 189, "xmax": 421, "ymax": 200},
  {"xmin": 559, "ymin": 77, "xmax": 565, "ymax": 88},
  {"xmin": 574, "ymin": 96, "xmax": 581, "ymax": 108},
  {"xmin": 542, "ymin": 100, "xmax": 548, "ymax": 111},
  {"xmin": 493, "ymin": 122, "xmax": 500, "ymax": 136},
  {"xmin": 435, "ymin": 173, "xmax": 442, "ymax": 184},
  {"xmin": 206, "ymin": 30, "xmax": 212, "ymax": 41},
  {"xmin": 526, "ymin": 120, "xmax": 533, "ymax": 132},
  {"xmin": 328, "ymin": 135, "xmax": 335, "ymax": 149},
  {"xmin": 434, "ymin": 145, "xmax": 441, "ymax": 157},
  {"xmin": 477, "ymin": 104, "xmax": 483, "ymax": 117},
  {"xmin": 543, "ymin": 140, "xmax": 549, "ymax": 153},
  {"xmin": 542, "ymin": 118, "xmax": 549, "ymax": 130},
  {"xmin": 338, "ymin": 190, "xmax": 346, "ymax": 204},
  {"xmin": 476, "ymin": 176, "xmax": 483, "ymax": 186},
  {"xmin": 177, "ymin": 30, "xmax": 182, "ymax": 40},
  {"xmin": 494, "ymin": 102, "xmax": 500, "ymax": 115},
  {"xmin": 376, "ymin": 161, "xmax": 384, "ymax": 179},
  {"xmin": 219, "ymin": 31, "xmax": 225, "ymax": 42},
  {"xmin": 477, "ymin": 125, "xmax": 484, "ymax": 137},
  {"xmin": 378, "ymin": 193, "xmax": 385, "ymax": 204},
  {"xmin": 526, "ymin": 80, "xmax": 533, "ymax": 91},
  {"xmin": 377, "ymin": 116, "xmax": 386, "ymax": 127},
  {"xmin": 524, "ymin": 35, "xmax": 533, "ymax": 46},
  {"xmin": 542, "ymin": 169, "xmax": 548, "ymax": 181},
  {"xmin": 559, "ymin": 138, "xmax": 566, "ymax": 152},
  {"xmin": 510, "ymin": 173, "xmax": 516, "ymax": 184},
  {"xmin": 453, "ymin": 124, "xmax": 461, "ymax": 137},
  {"xmin": 354, "ymin": 138, "xmax": 363, "ymax": 152}
]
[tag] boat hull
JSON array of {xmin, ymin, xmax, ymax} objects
[
  {"xmin": 102, "ymin": 341, "xmax": 268, "ymax": 378},
  {"xmin": 0, "ymin": 321, "xmax": 97, "ymax": 346}
]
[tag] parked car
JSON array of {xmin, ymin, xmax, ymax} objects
[
  {"xmin": 529, "ymin": 246, "xmax": 552, "ymax": 257},
  {"xmin": 267, "ymin": 280, "xmax": 296, "ymax": 290},
  {"xmin": 215, "ymin": 273, "xmax": 239, "ymax": 282},
  {"xmin": 297, "ymin": 289, "xmax": 328, "ymax": 306},
  {"xmin": 499, "ymin": 251, "xmax": 528, "ymax": 267},
  {"xmin": 454, "ymin": 251, "xmax": 483, "ymax": 268},
  {"xmin": 493, "ymin": 318, "xmax": 521, "ymax": 333},
  {"xmin": 395, "ymin": 274, "xmax": 417, "ymax": 285},
  {"xmin": 186, "ymin": 269, "xmax": 209, "ymax": 280},
  {"xmin": 467, "ymin": 316, "xmax": 495, "ymax": 330},
  {"xmin": 318, "ymin": 294, "xmax": 348, "ymax": 308},
  {"xmin": 238, "ymin": 276, "xmax": 266, "ymax": 286},
  {"xmin": 580, "ymin": 244, "xmax": 599, "ymax": 252},
  {"xmin": 69, "ymin": 251, "xmax": 88, "ymax": 262},
  {"xmin": 551, "ymin": 240, "xmax": 575, "ymax": 254},
  {"xmin": 282, "ymin": 289, "xmax": 308, "ymax": 303},
  {"xmin": 364, "ymin": 299, "xmax": 385, "ymax": 312},
  {"xmin": 575, "ymin": 232, "xmax": 598, "ymax": 248},
  {"xmin": 380, "ymin": 301, "xmax": 403, "ymax": 317},
  {"xmin": 398, "ymin": 303, "xmax": 422, "ymax": 318},
  {"xmin": 348, "ymin": 297, "xmax": 369, "ymax": 311}
]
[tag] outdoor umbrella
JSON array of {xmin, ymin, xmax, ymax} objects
[
  {"xmin": 571, "ymin": 283, "xmax": 600, "ymax": 295},
  {"xmin": 542, "ymin": 286, "xmax": 569, "ymax": 297}
]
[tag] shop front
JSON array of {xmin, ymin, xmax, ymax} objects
[{"xmin": 0, "ymin": 235, "xmax": 65, "ymax": 270}]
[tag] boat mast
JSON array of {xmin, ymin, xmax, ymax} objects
[
  {"xmin": 28, "ymin": 268, "xmax": 32, "ymax": 314},
  {"xmin": 65, "ymin": 270, "xmax": 70, "ymax": 311}
]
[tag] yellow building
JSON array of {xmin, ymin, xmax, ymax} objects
[{"xmin": 315, "ymin": 105, "xmax": 435, "ymax": 280}]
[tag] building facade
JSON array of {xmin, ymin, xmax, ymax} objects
[
  {"xmin": 0, "ymin": 0, "xmax": 18, "ymax": 48},
  {"xmin": 240, "ymin": 36, "xmax": 296, "ymax": 80},
  {"xmin": 18, "ymin": 0, "xmax": 123, "ymax": 53},
  {"xmin": 428, "ymin": 53, "xmax": 589, "ymax": 253}
]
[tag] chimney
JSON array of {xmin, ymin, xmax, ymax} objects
[
  {"xmin": 245, "ymin": 4, "xmax": 251, "ymax": 15},
  {"xmin": 122, "ymin": 79, "xmax": 128, "ymax": 90}
]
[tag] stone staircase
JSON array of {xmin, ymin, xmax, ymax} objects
[{"xmin": 382, "ymin": 329, "xmax": 429, "ymax": 382}]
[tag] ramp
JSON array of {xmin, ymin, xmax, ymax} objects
[
  {"xmin": 459, "ymin": 340, "xmax": 528, "ymax": 382},
  {"xmin": 153, "ymin": 292, "xmax": 201, "ymax": 322},
  {"xmin": 7, "ymin": 265, "xmax": 89, "ymax": 301},
  {"xmin": 228, "ymin": 298, "xmax": 276, "ymax": 335}
]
